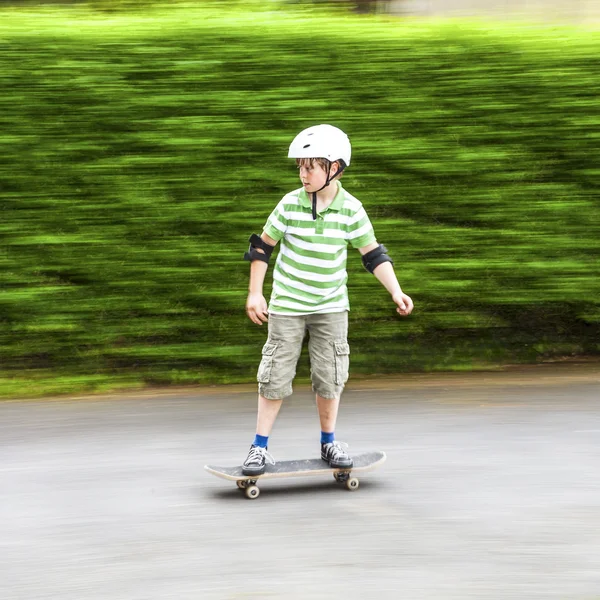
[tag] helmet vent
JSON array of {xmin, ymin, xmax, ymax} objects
[{"xmin": 303, "ymin": 144, "xmax": 311, "ymax": 148}]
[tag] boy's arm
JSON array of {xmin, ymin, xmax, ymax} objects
[
  {"xmin": 246, "ymin": 233, "xmax": 278, "ymax": 325},
  {"xmin": 358, "ymin": 242, "xmax": 414, "ymax": 316}
]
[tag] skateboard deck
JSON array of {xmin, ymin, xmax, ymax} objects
[{"xmin": 205, "ymin": 450, "xmax": 386, "ymax": 499}]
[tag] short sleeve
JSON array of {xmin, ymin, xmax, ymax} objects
[
  {"xmin": 347, "ymin": 206, "xmax": 376, "ymax": 249},
  {"xmin": 263, "ymin": 200, "xmax": 288, "ymax": 242}
]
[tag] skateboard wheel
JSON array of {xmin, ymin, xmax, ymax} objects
[
  {"xmin": 346, "ymin": 478, "xmax": 359, "ymax": 491},
  {"xmin": 245, "ymin": 485, "xmax": 260, "ymax": 499},
  {"xmin": 236, "ymin": 480, "xmax": 247, "ymax": 490}
]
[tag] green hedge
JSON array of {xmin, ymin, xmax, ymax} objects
[{"xmin": 1, "ymin": 5, "xmax": 599, "ymax": 397}]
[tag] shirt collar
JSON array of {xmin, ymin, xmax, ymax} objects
[{"xmin": 298, "ymin": 181, "xmax": 345, "ymax": 213}]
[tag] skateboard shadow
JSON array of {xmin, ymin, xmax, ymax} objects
[{"xmin": 203, "ymin": 478, "xmax": 382, "ymax": 502}]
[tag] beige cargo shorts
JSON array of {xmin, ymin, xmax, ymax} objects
[{"xmin": 257, "ymin": 311, "xmax": 349, "ymax": 400}]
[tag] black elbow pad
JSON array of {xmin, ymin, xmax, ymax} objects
[
  {"xmin": 362, "ymin": 244, "xmax": 393, "ymax": 274},
  {"xmin": 244, "ymin": 233, "xmax": 275, "ymax": 264}
]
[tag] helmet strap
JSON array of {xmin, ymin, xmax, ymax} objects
[{"xmin": 311, "ymin": 160, "xmax": 346, "ymax": 220}]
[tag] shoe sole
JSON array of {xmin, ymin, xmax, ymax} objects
[
  {"xmin": 321, "ymin": 456, "xmax": 353, "ymax": 469},
  {"xmin": 242, "ymin": 467, "xmax": 266, "ymax": 476}
]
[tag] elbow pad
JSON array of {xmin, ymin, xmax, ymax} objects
[
  {"xmin": 362, "ymin": 244, "xmax": 393, "ymax": 274},
  {"xmin": 244, "ymin": 233, "xmax": 275, "ymax": 264}
]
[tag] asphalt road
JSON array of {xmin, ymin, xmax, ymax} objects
[{"xmin": 1, "ymin": 364, "xmax": 599, "ymax": 600}]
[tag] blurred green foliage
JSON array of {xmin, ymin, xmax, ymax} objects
[{"xmin": 1, "ymin": 5, "xmax": 599, "ymax": 397}]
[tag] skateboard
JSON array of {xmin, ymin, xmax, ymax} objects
[{"xmin": 205, "ymin": 450, "xmax": 386, "ymax": 499}]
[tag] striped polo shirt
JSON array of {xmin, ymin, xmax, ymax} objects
[{"xmin": 263, "ymin": 182, "xmax": 377, "ymax": 315}]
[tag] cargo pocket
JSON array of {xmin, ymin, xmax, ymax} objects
[
  {"xmin": 257, "ymin": 342, "xmax": 278, "ymax": 384},
  {"xmin": 333, "ymin": 341, "xmax": 350, "ymax": 386}
]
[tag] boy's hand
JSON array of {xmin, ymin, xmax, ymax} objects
[
  {"xmin": 246, "ymin": 293, "xmax": 269, "ymax": 325},
  {"xmin": 392, "ymin": 292, "xmax": 414, "ymax": 317}
]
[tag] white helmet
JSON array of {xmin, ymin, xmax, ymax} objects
[{"xmin": 288, "ymin": 124, "xmax": 351, "ymax": 167}]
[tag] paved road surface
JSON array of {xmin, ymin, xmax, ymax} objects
[{"xmin": 1, "ymin": 365, "xmax": 599, "ymax": 599}]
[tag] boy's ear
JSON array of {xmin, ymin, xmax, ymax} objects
[{"xmin": 330, "ymin": 161, "xmax": 342, "ymax": 177}]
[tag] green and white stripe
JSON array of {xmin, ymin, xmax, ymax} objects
[{"xmin": 263, "ymin": 182, "xmax": 376, "ymax": 315}]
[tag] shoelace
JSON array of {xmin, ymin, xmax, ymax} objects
[
  {"xmin": 246, "ymin": 446, "xmax": 275, "ymax": 466},
  {"xmin": 326, "ymin": 441, "xmax": 349, "ymax": 459}
]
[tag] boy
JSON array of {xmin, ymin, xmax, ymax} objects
[{"xmin": 242, "ymin": 124, "xmax": 413, "ymax": 476}]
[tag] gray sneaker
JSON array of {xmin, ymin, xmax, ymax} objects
[
  {"xmin": 242, "ymin": 445, "xmax": 275, "ymax": 476},
  {"xmin": 321, "ymin": 441, "xmax": 353, "ymax": 468}
]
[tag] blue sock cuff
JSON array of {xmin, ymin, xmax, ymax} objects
[
  {"xmin": 321, "ymin": 431, "xmax": 335, "ymax": 445},
  {"xmin": 253, "ymin": 434, "xmax": 269, "ymax": 448}
]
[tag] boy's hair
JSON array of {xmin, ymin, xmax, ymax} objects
[{"xmin": 296, "ymin": 157, "xmax": 345, "ymax": 177}]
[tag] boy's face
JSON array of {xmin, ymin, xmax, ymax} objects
[{"xmin": 297, "ymin": 158, "xmax": 337, "ymax": 193}]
